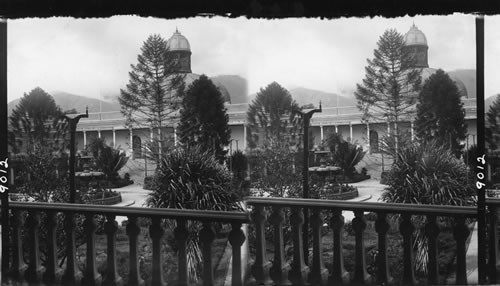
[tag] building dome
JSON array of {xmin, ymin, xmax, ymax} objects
[
  {"xmin": 167, "ymin": 29, "xmax": 191, "ymax": 51},
  {"xmin": 404, "ymin": 23, "xmax": 428, "ymax": 46}
]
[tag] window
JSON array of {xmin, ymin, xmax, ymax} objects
[{"xmin": 132, "ymin": 135, "xmax": 142, "ymax": 159}]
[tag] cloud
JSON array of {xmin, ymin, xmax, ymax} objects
[{"xmin": 7, "ymin": 15, "xmax": 477, "ymax": 103}]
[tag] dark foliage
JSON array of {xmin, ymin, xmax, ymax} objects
[
  {"xmin": 177, "ymin": 74, "xmax": 231, "ymax": 162},
  {"xmin": 246, "ymin": 82, "xmax": 303, "ymax": 149},
  {"xmin": 486, "ymin": 94, "xmax": 500, "ymax": 150},
  {"xmin": 87, "ymin": 137, "xmax": 129, "ymax": 182},
  {"xmin": 415, "ymin": 69, "xmax": 467, "ymax": 156},
  {"xmin": 9, "ymin": 87, "xmax": 67, "ymax": 153},
  {"xmin": 325, "ymin": 132, "xmax": 365, "ymax": 178}
]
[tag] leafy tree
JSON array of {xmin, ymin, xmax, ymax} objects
[
  {"xmin": 414, "ymin": 69, "xmax": 467, "ymax": 156},
  {"xmin": 486, "ymin": 94, "xmax": 500, "ymax": 150},
  {"xmin": 9, "ymin": 87, "xmax": 67, "ymax": 153},
  {"xmin": 119, "ymin": 34, "xmax": 186, "ymax": 163},
  {"xmin": 177, "ymin": 74, "xmax": 231, "ymax": 162},
  {"xmin": 355, "ymin": 29, "xmax": 422, "ymax": 153},
  {"xmin": 146, "ymin": 146, "xmax": 241, "ymax": 282},
  {"xmin": 87, "ymin": 137, "xmax": 129, "ymax": 182},
  {"xmin": 250, "ymin": 142, "xmax": 301, "ymax": 198},
  {"xmin": 246, "ymin": 82, "xmax": 302, "ymax": 149},
  {"xmin": 382, "ymin": 140, "xmax": 475, "ymax": 275}
]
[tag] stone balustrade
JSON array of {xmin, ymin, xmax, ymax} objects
[
  {"xmin": 246, "ymin": 197, "xmax": 477, "ymax": 286},
  {"xmin": 2, "ymin": 201, "xmax": 249, "ymax": 286},
  {"xmin": 486, "ymin": 198, "xmax": 500, "ymax": 284},
  {"xmin": 2, "ymin": 198, "xmax": 479, "ymax": 285}
]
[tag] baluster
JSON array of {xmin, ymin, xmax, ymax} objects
[
  {"xmin": 103, "ymin": 214, "xmax": 123, "ymax": 286},
  {"xmin": 43, "ymin": 211, "xmax": 63, "ymax": 284},
  {"xmin": 25, "ymin": 211, "xmax": 45, "ymax": 283},
  {"xmin": 82, "ymin": 213, "xmax": 102, "ymax": 286},
  {"xmin": 489, "ymin": 206, "xmax": 500, "ymax": 284},
  {"xmin": 308, "ymin": 208, "xmax": 327, "ymax": 286},
  {"xmin": 149, "ymin": 217, "xmax": 165, "ymax": 286},
  {"xmin": 126, "ymin": 216, "xmax": 145, "ymax": 286},
  {"xmin": 175, "ymin": 219, "xmax": 189, "ymax": 286},
  {"xmin": 400, "ymin": 214, "xmax": 416, "ymax": 286},
  {"xmin": 62, "ymin": 211, "xmax": 83, "ymax": 285},
  {"xmin": 200, "ymin": 222, "xmax": 215, "ymax": 286},
  {"xmin": 329, "ymin": 209, "xmax": 349, "ymax": 285},
  {"xmin": 9, "ymin": 210, "xmax": 27, "ymax": 280},
  {"xmin": 453, "ymin": 216, "xmax": 470, "ymax": 285},
  {"xmin": 250, "ymin": 206, "xmax": 271, "ymax": 285},
  {"xmin": 288, "ymin": 207, "xmax": 309, "ymax": 285},
  {"xmin": 228, "ymin": 222, "xmax": 246, "ymax": 286},
  {"xmin": 374, "ymin": 212, "xmax": 393, "ymax": 285},
  {"xmin": 268, "ymin": 207, "xmax": 291, "ymax": 286},
  {"xmin": 425, "ymin": 215, "xmax": 439, "ymax": 285},
  {"xmin": 351, "ymin": 210, "xmax": 370, "ymax": 285}
]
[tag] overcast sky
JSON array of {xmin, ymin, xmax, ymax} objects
[{"xmin": 8, "ymin": 14, "xmax": 485, "ymax": 104}]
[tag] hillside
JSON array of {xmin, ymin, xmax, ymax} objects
[
  {"xmin": 486, "ymin": 94, "xmax": 499, "ymax": 113},
  {"xmin": 288, "ymin": 87, "xmax": 357, "ymax": 108},
  {"xmin": 447, "ymin": 69, "xmax": 476, "ymax": 99},
  {"xmin": 8, "ymin": 91, "xmax": 120, "ymax": 115},
  {"xmin": 210, "ymin": 75, "xmax": 248, "ymax": 104}
]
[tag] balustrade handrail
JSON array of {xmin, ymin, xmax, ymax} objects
[
  {"xmin": 486, "ymin": 197, "xmax": 500, "ymax": 206},
  {"xmin": 9, "ymin": 201, "xmax": 250, "ymax": 223},
  {"xmin": 245, "ymin": 197, "xmax": 477, "ymax": 217}
]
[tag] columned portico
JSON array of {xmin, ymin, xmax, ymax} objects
[
  {"xmin": 129, "ymin": 128, "xmax": 133, "ymax": 155},
  {"xmin": 349, "ymin": 122, "xmax": 353, "ymax": 141},
  {"xmin": 366, "ymin": 122, "xmax": 370, "ymax": 151},
  {"xmin": 98, "ymin": 129, "xmax": 101, "ymax": 138},
  {"xmin": 320, "ymin": 125, "xmax": 324, "ymax": 141},
  {"xmin": 83, "ymin": 130, "xmax": 87, "ymax": 146},
  {"xmin": 112, "ymin": 127, "xmax": 116, "ymax": 148}
]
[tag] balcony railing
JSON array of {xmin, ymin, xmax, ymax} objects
[
  {"xmin": 2, "ymin": 198, "xmax": 478, "ymax": 285},
  {"xmin": 486, "ymin": 198, "xmax": 500, "ymax": 284},
  {"xmin": 2, "ymin": 202, "xmax": 250, "ymax": 286}
]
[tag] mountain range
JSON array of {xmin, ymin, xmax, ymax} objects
[{"xmin": 8, "ymin": 75, "xmax": 357, "ymax": 115}]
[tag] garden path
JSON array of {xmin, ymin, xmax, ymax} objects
[
  {"xmin": 111, "ymin": 183, "xmax": 152, "ymax": 225},
  {"xmin": 342, "ymin": 178, "xmax": 387, "ymax": 221}
]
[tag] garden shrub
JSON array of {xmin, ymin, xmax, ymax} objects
[
  {"xmin": 146, "ymin": 146, "xmax": 242, "ymax": 283},
  {"xmin": 325, "ymin": 132, "xmax": 365, "ymax": 178},
  {"xmin": 381, "ymin": 140, "xmax": 476, "ymax": 275}
]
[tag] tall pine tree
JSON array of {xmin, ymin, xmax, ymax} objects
[
  {"xmin": 246, "ymin": 82, "xmax": 302, "ymax": 149},
  {"xmin": 486, "ymin": 94, "xmax": 500, "ymax": 150},
  {"xmin": 414, "ymin": 69, "xmax": 467, "ymax": 156},
  {"xmin": 355, "ymin": 29, "xmax": 422, "ymax": 153},
  {"xmin": 119, "ymin": 34, "xmax": 186, "ymax": 162},
  {"xmin": 177, "ymin": 75, "xmax": 231, "ymax": 162}
]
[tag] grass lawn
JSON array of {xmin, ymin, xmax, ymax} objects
[{"xmin": 75, "ymin": 221, "xmax": 230, "ymax": 285}]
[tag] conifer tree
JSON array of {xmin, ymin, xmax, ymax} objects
[
  {"xmin": 246, "ymin": 82, "xmax": 302, "ymax": 149},
  {"xmin": 9, "ymin": 87, "xmax": 67, "ymax": 153},
  {"xmin": 119, "ymin": 34, "xmax": 185, "ymax": 163},
  {"xmin": 414, "ymin": 69, "xmax": 467, "ymax": 156},
  {"xmin": 355, "ymin": 29, "xmax": 422, "ymax": 153},
  {"xmin": 486, "ymin": 94, "xmax": 500, "ymax": 150},
  {"xmin": 177, "ymin": 75, "xmax": 231, "ymax": 162}
]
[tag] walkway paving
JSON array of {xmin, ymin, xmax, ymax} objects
[{"xmin": 111, "ymin": 184, "xmax": 152, "ymax": 225}]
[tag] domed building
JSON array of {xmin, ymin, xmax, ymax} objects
[
  {"xmin": 166, "ymin": 28, "xmax": 192, "ymax": 74},
  {"xmin": 403, "ymin": 23, "xmax": 472, "ymax": 99},
  {"xmin": 166, "ymin": 29, "xmax": 231, "ymax": 103}
]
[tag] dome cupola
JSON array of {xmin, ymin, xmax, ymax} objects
[
  {"xmin": 166, "ymin": 28, "xmax": 192, "ymax": 73},
  {"xmin": 403, "ymin": 23, "xmax": 429, "ymax": 68}
]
